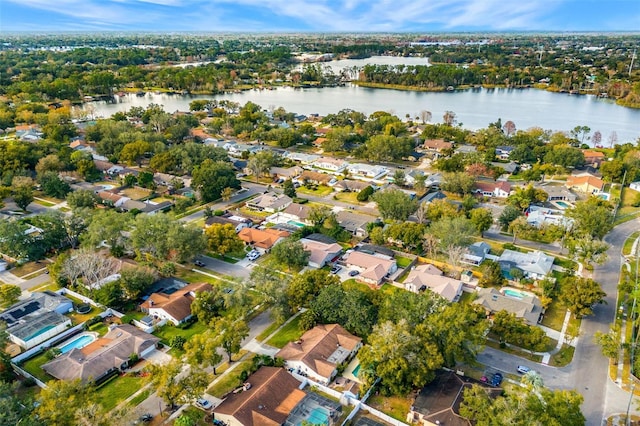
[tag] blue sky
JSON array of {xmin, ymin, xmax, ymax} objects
[{"xmin": 1, "ymin": 0, "xmax": 639, "ymax": 32}]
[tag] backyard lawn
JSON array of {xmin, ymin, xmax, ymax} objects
[
  {"xmin": 96, "ymin": 374, "xmax": 146, "ymax": 411},
  {"xmin": 265, "ymin": 316, "xmax": 304, "ymax": 348},
  {"xmin": 121, "ymin": 187, "xmax": 152, "ymax": 200},
  {"xmin": 367, "ymin": 394, "xmax": 413, "ymax": 422},
  {"xmin": 21, "ymin": 352, "xmax": 54, "ymax": 383},
  {"xmin": 396, "ymin": 256, "xmax": 413, "ymax": 269}
]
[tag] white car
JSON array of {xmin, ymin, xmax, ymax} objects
[
  {"xmin": 246, "ymin": 250, "xmax": 261, "ymax": 261},
  {"xmin": 195, "ymin": 398, "xmax": 213, "ymax": 410}
]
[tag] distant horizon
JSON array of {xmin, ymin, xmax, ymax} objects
[{"xmin": 2, "ymin": 0, "xmax": 639, "ymax": 33}]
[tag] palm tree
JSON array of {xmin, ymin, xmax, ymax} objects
[{"xmin": 522, "ymin": 370, "xmax": 544, "ymax": 393}]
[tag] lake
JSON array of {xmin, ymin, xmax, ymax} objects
[{"xmin": 90, "ymin": 85, "xmax": 640, "ymax": 143}]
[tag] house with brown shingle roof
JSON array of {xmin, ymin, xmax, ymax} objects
[
  {"xmin": 344, "ymin": 251, "xmax": 397, "ymax": 285},
  {"xmin": 97, "ymin": 191, "xmax": 130, "ymax": 208},
  {"xmin": 42, "ymin": 324, "xmax": 159, "ymax": 383},
  {"xmin": 404, "ymin": 264, "xmax": 464, "ymax": 302},
  {"xmin": 299, "ymin": 238, "xmax": 343, "ymax": 268},
  {"xmin": 213, "ymin": 366, "xmax": 307, "ymax": 426},
  {"xmin": 246, "ymin": 192, "xmax": 292, "ymax": 213},
  {"xmin": 423, "ymin": 139, "xmax": 453, "ymax": 152},
  {"xmin": 276, "ymin": 324, "xmax": 362, "ymax": 385},
  {"xmin": 238, "ymin": 228, "xmax": 290, "ymax": 251},
  {"xmin": 139, "ymin": 282, "xmax": 212, "ymax": 325},
  {"xmin": 566, "ymin": 172, "xmax": 604, "ymax": 194}
]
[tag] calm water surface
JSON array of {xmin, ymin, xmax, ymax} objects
[{"xmin": 91, "ymin": 86, "xmax": 640, "ymax": 143}]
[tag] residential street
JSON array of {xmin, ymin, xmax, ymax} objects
[
  {"xmin": 195, "ymin": 254, "xmax": 252, "ymax": 280},
  {"xmin": 478, "ymin": 218, "xmax": 640, "ymax": 425}
]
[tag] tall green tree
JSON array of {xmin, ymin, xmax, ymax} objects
[
  {"xmin": 214, "ymin": 317, "xmax": 249, "ymax": 363},
  {"xmin": 559, "ymin": 276, "xmax": 606, "ymax": 318},
  {"xmin": 184, "ymin": 330, "xmax": 224, "ymax": 374},
  {"xmin": 192, "ymin": 159, "xmax": 240, "ymax": 202},
  {"xmin": 358, "ymin": 320, "xmax": 443, "ymax": 395},
  {"xmin": 372, "ymin": 189, "xmax": 418, "ymax": 221},
  {"xmin": 0, "ymin": 284, "xmax": 21, "ymax": 308},
  {"xmin": 565, "ymin": 197, "xmax": 614, "ymax": 240},
  {"xmin": 270, "ymin": 239, "xmax": 310, "ymax": 270},
  {"xmin": 205, "ymin": 223, "xmax": 244, "ymax": 256},
  {"xmin": 286, "ymin": 269, "xmax": 339, "ymax": 310},
  {"xmin": 469, "ymin": 207, "xmax": 493, "ymax": 237}
]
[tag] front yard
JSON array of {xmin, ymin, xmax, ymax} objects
[
  {"xmin": 153, "ymin": 321, "xmax": 208, "ymax": 355},
  {"xmin": 297, "ymin": 185, "xmax": 333, "ymax": 197},
  {"xmin": 96, "ymin": 373, "xmax": 146, "ymax": 411},
  {"xmin": 265, "ymin": 315, "xmax": 304, "ymax": 348},
  {"xmin": 207, "ymin": 354, "xmax": 257, "ymax": 398}
]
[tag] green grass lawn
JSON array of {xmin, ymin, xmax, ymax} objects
[
  {"xmin": 96, "ymin": 374, "xmax": 146, "ymax": 411},
  {"xmin": 153, "ymin": 321, "xmax": 208, "ymax": 349},
  {"xmin": 129, "ymin": 388, "xmax": 151, "ymax": 407},
  {"xmin": 541, "ymin": 300, "xmax": 569, "ymax": 331},
  {"xmin": 334, "ymin": 191, "xmax": 363, "ymax": 205},
  {"xmin": 10, "ymin": 261, "xmax": 48, "ymax": 278},
  {"xmin": 485, "ymin": 340, "xmax": 543, "ymax": 363},
  {"xmin": 256, "ymin": 320, "xmax": 285, "ymax": 342},
  {"xmin": 20, "ymin": 352, "xmax": 54, "ymax": 383},
  {"xmin": 175, "ymin": 267, "xmax": 224, "ymax": 285},
  {"xmin": 458, "ymin": 291, "xmax": 477, "ymax": 304},
  {"xmin": 367, "ymin": 394, "xmax": 413, "ymax": 422},
  {"xmin": 297, "ymin": 185, "xmax": 334, "ymax": 197},
  {"xmin": 265, "ymin": 316, "xmax": 304, "ymax": 348},
  {"xmin": 33, "ymin": 199, "xmax": 56, "ymax": 207},
  {"xmin": 207, "ymin": 355, "xmax": 257, "ymax": 398},
  {"xmin": 396, "ymin": 256, "xmax": 413, "ymax": 268},
  {"xmin": 553, "ymin": 256, "xmax": 577, "ymax": 271},
  {"xmin": 549, "ymin": 344, "xmax": 575, "ymax": 367},
  {"xmin": 624, "ymin": 231, "xmax": 640, "ymax": 256}
]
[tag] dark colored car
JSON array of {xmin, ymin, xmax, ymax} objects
[
  {"xmin": 349, "ymin": 270, "xmax": 360, "ymax": 277},
  {"xmin": 194, "ymin": 260, "xmax": 205, "ymax": 267},
  {"xmin": 491, "ymin": 372, "xmax": 503, "ymax": 386}
]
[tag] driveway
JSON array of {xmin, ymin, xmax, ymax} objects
[
  {"xmin": 179, "ymin": 183, "xmax": 265, "ymax": 223},
  {"xmin": 196, "ymin": 254, "xmax": 251, "ymax": 279}
]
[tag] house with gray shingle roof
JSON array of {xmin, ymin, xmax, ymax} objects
[{"xmin": 473, "ymin": 287, "xmax": 543, "ymax": 325}]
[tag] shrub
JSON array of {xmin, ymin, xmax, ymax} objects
[
  {"xmin": 357, "ymin": 186, "xmax": 374, "ymax": 201},
  {"xmin": 170, "ymin": 336, "xmax": 186, "ymax": 350}
]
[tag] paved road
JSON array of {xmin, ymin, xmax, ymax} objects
[
  {"xmin": 575, "ymin": 218, "xmax": 640, "ymax": 424},
  {"xmin": 478, "ymin": 218, "xmax": 640, "ymax": 425},
  {"xmin": 178, "ymin": 182, "xmax": 265, "ymax": 223}
]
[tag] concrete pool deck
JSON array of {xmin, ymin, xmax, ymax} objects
[{"xmin": 343, "ymin": 358, "xmax": 362, "ymax": 384}]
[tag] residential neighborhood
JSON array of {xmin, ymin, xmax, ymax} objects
[{"xmin": 0, "ymin": 32, "xmax": 639, "ymax": 426}]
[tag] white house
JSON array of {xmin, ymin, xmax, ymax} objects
[
  {"xmin": 498, "ymin": 249, "xmax": 555, "ymax": 280},
  {"xmin": 344, "ymin": 251, "xmax": 397, "ymax": 285},
  {"xmin": 347, "ymin": 163, "xmax": 389, "ymax": 180},
  {"xmin": 140, "ymin": 283, "xmax": 212, "ymax": 325},
  {"xmin": 630, "ymin": 182, "xmax": 640, "ymax": 192},
  {"xmin": 312, "ymin": 157, "xmax": 349, "ymax": 173},
  {"xmin": 404, "ymin": 264, "xmax": 464, "ymax": 302},
  {"xmin": 276, "ymin": 324, "xmax": 362, "ymax": 385}
]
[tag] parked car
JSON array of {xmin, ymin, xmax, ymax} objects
[
  {"xmin": 330, "ymin": 265, "xmax": 342, "ymax": 274},
  {"xmin": 349, "ymin": 270, "xmax": 360, "ymax": 277},
  {"xmin": 133, "ymin": 413, "xmax": 152, "ymax": 424},
  {"xmin": 195, "ymin": 398, "xmax": 213, "ymax": 410},
  {"xmin": 491, "ymin": 372, "xmax": 503, "ymax": 386},
  {"xmin": 194, "ymin": 260, "xmax": 206, "ymax": 267},
  {"xmin": 247, "ymin": 250, "xmax": 261, "ymax": 261},
  {"xmin": 517, "ymin": 365, "xmax": 531, "ymax": 374}
]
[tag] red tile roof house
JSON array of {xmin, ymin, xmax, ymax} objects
[
  {"xmin": 473, "ymin": 180, "xmax": 512, "ymax": 198},
  {"xmin": 139, "ymin": 282, "xmax": 212, "ymax": 325},
  {"xmin": 238, "ymin": 228, "xmax": 290, "ymax": 252},
  {"xmin": 344, "ymin": 251, "xmax": 397, "ymax": 285},
  {"xmin": 276, "ymin": 324, "xmax": 362, "ymax": 385},
  {"xmin": 213, "ymin": 366, "xmax": 307, "ymax": 426},
  {"xmin": 582, "ymin": 150, "xmax": 606, "ymax": 168}
]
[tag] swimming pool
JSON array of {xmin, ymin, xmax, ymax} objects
[
  {"xmin": 503, "ymin": 289, "xmax": 526, "ymax": 299},
  {"xmin": 306, "ymin": 407, "xmax": 329, "ymax": 425},
  {"xmin": 58, "ymin": 334, "xmax": 96, "ymax": 354},
  {"xmin": 352, "ymin": 364, "xmax": 361, "ymax": 377},
  {"xmin": 26, "ymin": 325, "xmax": 56, "ymax": 342},
  {"xmin": 287, "ymin": 220, "xmax": 306, "ymax": 228},
  {"xmin": 555, "ymin": 201, "xmax": 571, "ymax": 208}
]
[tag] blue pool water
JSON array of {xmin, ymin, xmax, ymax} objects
[
  {"xmin": 555, "ymin": 201, "xmax": 571, "ymax": 208},
  {"xmin": 59, "ymin": 334, "xmax": 95, "ymax": 354},
  {"xmin": 352, "ymin": 364, "xmax": 361, "ymax": 377},
  {"xmin": 306, "ymin": 407, "xmax": 329, "ymax": 425},
  {"xmin": 503, "ymin": 289, "xmax": 525, "ymax": 299},
  {"xmin": 287, "ymin": 220, "xmax": 306, "ymax": 228},
  {"xmin": 26, "ymin": 325, "xmax": 55, "ymax": 342}
]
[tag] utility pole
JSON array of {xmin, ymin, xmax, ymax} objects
[{"xmin": 629, "ymin": 48, "xmax": 637, "ymax": 77}]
